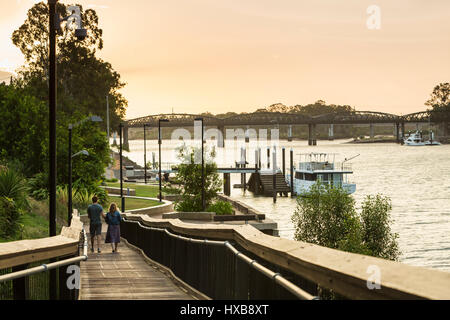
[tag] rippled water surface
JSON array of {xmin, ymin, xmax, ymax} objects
[{"xmin": 122, "ymin": 138, "xmax": 450, "ymax": 272}]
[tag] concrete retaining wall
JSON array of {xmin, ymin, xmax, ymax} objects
[
  {"xmin": 100, "ymin": 186, "xmax": 136, "ymax": 196},
  {"xmin": 217, "ymin": 194, "xmax": 263, "ymax": 216}
]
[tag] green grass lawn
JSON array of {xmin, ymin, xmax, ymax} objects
[
  {"xmin": 105, "ymin": 196, "xmax": 161, "ymax": 210},
  {"xmin": 105, "ymin": 182, "xmax": 160, "ymax": 198},
  {"xmin": 0, "ymin": 193, "xmax": 161, "ymax": 243}
]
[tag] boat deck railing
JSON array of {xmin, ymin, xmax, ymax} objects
[{"xmin": 298, "ymin": 162, "xmax": 352, "ymax": 172}]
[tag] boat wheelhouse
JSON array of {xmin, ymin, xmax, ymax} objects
[{"xmin": 286, "ymin": 153, "xmax": 356, "ymax": 195}]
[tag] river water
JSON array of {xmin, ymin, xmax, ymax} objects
[{"xmin": 120, "ymin": 138, "xmax": 450, "ymax": 272}]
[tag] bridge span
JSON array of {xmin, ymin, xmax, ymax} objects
[{"xmin": 120, "ymin": 110, "xmax": 450, "ymax": 148}]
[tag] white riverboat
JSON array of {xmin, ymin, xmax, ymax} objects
[
  {"xmin": 286, "ymin": 153, "xmax": 357, "ymax": 195},
  {"xmin": 404, "ymin": 131, "xmax": 426, "ymax": 146},
  {"xmin": 404, "ymin": 130, "xmax": 441, "ymax": 146}
]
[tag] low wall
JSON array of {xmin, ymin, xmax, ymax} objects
[
  {"xmin": 122, "ymin": 213, "xmax": 450, "ymax": 300},
  {"xmin": 163, "ymin": 212, "xmax": 215, "ymax": 221},
  {"xmin": 217, "ymin": 194, "xmax": 263, "ymax": 216},
  {"xmin": 0, "ymin": 214, "xmax": 83, "ymax": 269},
  {"xmin": 100, "ymin": 186, "xmax": 136, "ymax": 196}
]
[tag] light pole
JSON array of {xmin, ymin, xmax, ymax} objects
[
  {"xmin": 195, "ymin": 118, "xmax": 205, "ymax": 211},
  {"xmin": 68, "ymin": 116, "xmax": 102, "ymax": 226},
  {"xmin": 158, "ymin": 119, "xmax": 169, "ymax": 202},
  {"xmin": 48, "ymin": 1, "xmax": 86, "ymax": 300},
  {"xmin": 119, "ymin": 123, "xmax": 125, "ymax": 212},
  {"xmin": 144, "ymin": 124, "xmax": 149, "ymax": 184}
]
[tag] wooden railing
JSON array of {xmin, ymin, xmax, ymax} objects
[
  {"xmin": 122, "ymin": 213, "xmax": 450, "ymax": 300},
  {"xmin": 0, "ymin": 214, "xmax": 84, "ymax": 300}
]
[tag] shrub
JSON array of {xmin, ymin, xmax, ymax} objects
[
  {"xmin": 175, "ymin": 144, "xmax": 221, "ymax": 212},
  {"xmin": 361, "ymin": 195, "xmax": 400, "ymax": 261},
  {"xmin": 175, "ymin": 197, "xmax": 198, "ymax": 212},
  {"xmin": 28, "ymin": 172, "xmax": 49, "ymax": 200},
  {"xmin": 292, "ymin": 182, "xmax": 366, "ymax": 254},
  {"xmin": 207, "ymin": 201, "xmax": 233, "ymax": 215},
  {"xmin": 292, "ymin": 182, "xmax": 400, "ymax": 260},
  {"xmin": 0, "ymin": 166, "xmax": 29, "ymax": 209},
  {"xmin": 0, "ymin": 166, "xmax": 28, "ymax": 240},
  {"xmin": 0, "ymin": 197, "xmax": 24, "ymax": 240}
]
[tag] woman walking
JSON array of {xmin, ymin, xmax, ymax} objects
[{"xmin": 104, "ymin": 203, "xmax": 122, "ymax": 253}]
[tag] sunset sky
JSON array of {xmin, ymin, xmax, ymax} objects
[{"xmin": 1, "ymin": 0, "xmax": 449, "ymax": 119}]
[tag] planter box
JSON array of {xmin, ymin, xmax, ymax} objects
[
  {"xmin": 100, "ymin": 186, "xmax": 136, "ymax": 196},
  {"xmin": 162, "ymin": 212, "xmax": 215, "ymax": 221},
  {"xmin": 163, "ymin": 194, "xmax": 182, "ymax": 202}
]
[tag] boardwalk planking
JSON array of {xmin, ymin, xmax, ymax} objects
[{"xmin": 80, "ymin": 225, "xmax": 195, "ymax": 300}]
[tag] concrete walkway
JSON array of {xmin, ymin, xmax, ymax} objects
[{"xmin": 80, "ymin": 225, "xmax": 195, "ymax": 300}]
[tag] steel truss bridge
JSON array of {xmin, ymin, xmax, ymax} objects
[
  {"xmin": 122, "ymin": 110, "xmax": 450, "ymax": 146},
  {"xmin": 126, "ymin": 110, "xmax": 450, "ymax": 128}
]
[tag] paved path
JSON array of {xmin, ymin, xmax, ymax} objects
[{"xmin": 80, "ymin": 226, "xmax": 195, "ymax": 300}]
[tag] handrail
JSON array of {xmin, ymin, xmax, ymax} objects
[
  {"xmin": 122, "ymin": 213, "xmax": 450, "ymax": 300},
  {"xmin": 0, "ymin": 228, "xmax": 88, "ymax": 283},
  {"xmin": 125, "ymin": 218, "xmax": 315, "ymax": 300}
]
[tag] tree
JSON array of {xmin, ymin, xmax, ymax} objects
[
  {"xmin": 292, "ymin": 182, "xmax": 400, "ymax": 260},
  {"xmin": 174, "ymin": 144, "xmax": 222, "ymax": 212},
  {"xmin": 0, "ymin": 83, "xmax": 111, "ymax": 189},
  {"xmin": 425, "ymin": 83, "xmax": 450, "ymax": 112},
  {"xmin": 0, "ymin": 83, "xmax": 48, "ymax": 177},
  {"xmin": 12, "ymin": 2, "xmax": 127, "ymax": 131}
]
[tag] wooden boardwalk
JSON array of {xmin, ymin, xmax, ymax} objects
[{"xmin": 80, "ymin": 225, "xmax": 197, "ymax": 300}]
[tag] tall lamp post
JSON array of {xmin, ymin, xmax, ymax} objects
[
  {"xmin": 158, "ymin": 119, "xmax": 169, "ymax": 202},
  {"xmin": 48, "ymin": 1, "xmax": 86, "ymax": 300},
  {"xmin": 68, "ymin": 116, "xmax": 102, "ymax": 226},
  {"xmin": 143, "ymin": 124, "xmax": 149, "ymax": 184},
  {"xmin": 119, "ymin": 123, "xmax": 125, "ymax": 212},
  {"xmin": 195, "ymin": 118, "xmax": 205, "ymax": 211}
]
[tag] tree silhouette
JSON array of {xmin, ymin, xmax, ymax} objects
[{"xmin": 12, "ymin": 2, "xmax": 126, "ymax": 131}]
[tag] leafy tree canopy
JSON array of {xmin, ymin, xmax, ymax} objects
[
  {"xmin": 0, "ymin": 83, "xmax": 111, "ymax": 188},
  {"xmin": 425, "ymin": 83, "xmax": 450, "ymax": 112},
  {"xmin": 12, "ymin": 2, "xmax": 126, "ymax": 131},
  {"xmin": 174, "ymin": 144, "xmax": 222, "ymax": 212}
]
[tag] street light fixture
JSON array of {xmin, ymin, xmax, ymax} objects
[
  {"xmin": 72, "ymin": 150, "xmax": 89, "ymax": 158},
  {"xmin": 158, "ymin": 119, "xmax": 169, "ymax": 202},
  {"xmin": 68, "ymin": 116, "xmax": 102, "ymax": 227},
  {"xmin": 195, "ymin": 118, "xmax": 205, "ymax": 211}
]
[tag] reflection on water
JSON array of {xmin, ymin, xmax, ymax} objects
[{"xmin": 121, "ymin": 138, "xmax": 450, "ymax": 272}]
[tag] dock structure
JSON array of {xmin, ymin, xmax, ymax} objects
[{"xmin": 247, "ymin": 172, "xmax": 291, "ymax": 196}]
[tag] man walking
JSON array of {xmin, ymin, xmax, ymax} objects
[{"xmin": 87, "ymin": 196, "xmax": 104, "ymax": 253}]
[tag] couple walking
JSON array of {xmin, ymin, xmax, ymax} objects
[{"xmin": 87, "ymin": 196, "xmax": 122, "ymax": 253}]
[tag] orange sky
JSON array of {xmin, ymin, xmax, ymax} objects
[{"xmin": 1, "ymin": 0, "xmax": 449, "ymax": 119}]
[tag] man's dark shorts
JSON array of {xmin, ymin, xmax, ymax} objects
[{"xmin": 90, "ymin": 223, "xmax": 102, "ymax": 236}]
